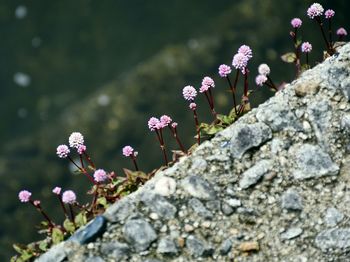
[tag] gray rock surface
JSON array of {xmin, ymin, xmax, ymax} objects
[{"xmin": 36, "ymin": 43, "xmax": 350, "ymax": 262}]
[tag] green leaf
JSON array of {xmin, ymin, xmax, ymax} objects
[
  {"xmin": 96, "ymin": 197, "xmax": 108, "ymax": 209},
  {"xmin": 75, "ymin": 211, "xmax": 88, "ymax": 227},
  {"xmin": 295, "ymin": 39, "xmax": 302, "ymax": 48},
  {"xmin": 63, "ymin": 219, "xmax": 76, "ymax": 233},
  {"xmin": 281, "ymin": 52, "xmax": 297, "ymax": 63},
  {"xmin": 13, "ymin": 244, "xmax": 25, "ymax": 255},
  {"xmin": 38, "ymin": 240, "xmax": 49, "ymax": 252},
  {"xmin": 216, "ymin": 114, "xmax": 234, "ymax": 125},
  {"xmin": 52, "ymin": 227, "xmax": 64, "ymax": 244}
]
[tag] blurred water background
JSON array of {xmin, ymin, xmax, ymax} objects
[{"xmin": 0, "ymin": 0, "xmax": 348, "ymax": 260}]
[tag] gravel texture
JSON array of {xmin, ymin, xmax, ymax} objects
[{"xmin": 36, "ymin": 43, "xmax": 350, "ymax": 261}]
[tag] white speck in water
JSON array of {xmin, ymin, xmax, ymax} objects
[
  {"xmin": 15, "ymin": 5, "xmax": 27, "ymax": 19},
  {"xmin": 17, "ymin": 108, "xmax": 28, "ymax": 118},
  {"xmin": 32, "ymin": 37, "xmax": 42, "ymax": 48},
  {"xmin": 14, "ymin": 72, "xmax": 31, "ymax": 87},
  {"xmin": 97, "ymin": 94, "xmax": 110, "ymax": 106}
]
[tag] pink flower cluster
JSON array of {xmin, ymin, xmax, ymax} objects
[
  {"xmin": 255, "ymin": 63, "xmax": 270, "ymax": 87},
  {"xmin": 62, "ymin": 190, "xmax": 76, "ymax": 204},
  {"xmin": 258, "ymin": 64, "xmax": 270, "ymax": 76},
  {"xmin": 307, "ymin": 3, "xmax": 324, "ymax": 19},
  {"xmin": 291, "ymin": 18, "xmax": 302, "ymax": 28},
  {"xmin": 301, "ymin": 42, "xmax": 312, "ymax": 53},
  {"xmin": 68, "ymin": 132, "xmax": 84, "ymax": 149},
  {"xmin": 182, "ymin": 85, "xmax": 197, "ymax": 101},
  {"xmin": 324, "ymin": 9, "xmax": 335, "ymax": 19},
  {"xmin": 52, "ymin": 187, "xmax": 62, "ymax": 195},
  {"xmin": 93, "ymin": 169, "xmax": 107, "ymax": 182},
  {"xmin": 122, "ymin": 146, "xmax": 134, "ymax": 157},
  {"xmin": 199, "ymin": 76, "xmax": 215, "ymax": 93},
  {"xmin": 56, "ymin": 132, "xmax": 87, "ymax": 158},
  {"xmin": 18, "ymin": 190, "xmax": 32, "ymax": 203},
  {"xmin": 232, "ymin": 45, "xmax": 252, "ymax": 73},
  {"xmin": 56, "ymin": 145, "xmax": 70, "ymax": 158},
  {"xmin": 218, "ymin": 64, "xmax": 231, "ymax": 78},
  {"xmin": 337, "ymin": 27, "xmax": 347, "ymax": 36},
  {"xmin": 148, "ymin": 115, "xmax": 173, "ymax": 131},
  {"xmin": 255, "ymin": 75, "xmax": 268, "ymax": 87}
]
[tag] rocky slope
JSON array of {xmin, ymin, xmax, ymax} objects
[{"xmin": 37, "ymin": 43, "xmax": 350, "ymax": 262}]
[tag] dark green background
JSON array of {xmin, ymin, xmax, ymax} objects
[{"xmin": 1, "ymin": 0, "xmax": 348, "ymax": 260}]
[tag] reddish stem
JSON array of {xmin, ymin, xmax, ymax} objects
[
  {"xmin": 30, "ymin": 201, "xmax": 54, "ymax": 228},
  {"xmin": 192, "ymin": 109, "xmax": 200, "ymax": 145},
  {"xmin": 226, "ymin": 76, "xmax": 237, "ymax": 114},
  {"xmin": 155, "ymin": 130, "xmax": 169, "ymax": 165},
  {"xmin": 168, "ymin": 126, "xmax": 187, "ymax": 153},
  {"xmin": 83, "ymin": 152, "xmax": 96, "ymax": 169},
  {"xmin": 131, "ymin": 155, "xmax": 139, "ymax": 171},
  {"xmin": 56, "ymin": 195, "xmax": 68, "ymax": 219}
]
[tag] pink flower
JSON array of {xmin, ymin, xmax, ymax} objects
[
  {"xmin": 62, "ymin": 190, "xmax": 76, "ymax": 204},
  {"xmin": 56, "ymin": 144, "xmax": 70, "ymax": 158},
  {"xmin": 201, "ymin": 76, "xmax": 215, "ymax": 88},
  {"xmin": 238, "ymin": 45, "xmax": 253, "ymax": 59},
  {"xmin": 33, "ymin": 200, "xmax": 41, "ymax": 207},
  {"xmin": 171, "ymin": 122, "xmax": 178, "ymax": 128},
  {"xmin": 148, "ymin": 117, "xmax": 160, "ymax": 131},
  {"xmin": 324, "ymin": 9, "xmax": 335, "ymax": 19},
  {"xmin": 93, "ymin": 169, "xmax": 108, "ymax": 182},
  {"xmin": 307, "ymin": 3, "xmax": 324, "ymax": 19},
  {"xmin": 156, "ymin": 121, "xmax": 165, "ymax": 129},
  {"xmin": 52, "ymin": 187, "xmax": 62, "ymax": 195},
  {"xmin": 77, "ymin": 144, "xmax": 86, "ymax": 155},
  {"xmin": 199, "ymin": 85, "xmax": 209, "ymax": 93},
  {"xmin": 291, "ymin": 18, "xmax": 302, "ymax": 28},
  {"xmin": 18, "ymin": 190, "xmax": 31, "ymax": 203},
  {"xmin": 301, "ymin": 42, "xmax": 312, "ymax": 53},
  {"xmin": 68, "ymin": 132, "xmax": 84, "ymax": 149},
  {"xmin": 182, "ymin": 85, "xmax": 197, "ymax": 101},
  {"xmin": 218, "ymin": 64, "xmax": 232, "ymax": 77},
  {"xmin": 255, "ymin": 75, "xmax": 268, "ymax": 86},
  {"xmin": 189, "ymin": 102, "xmax": 197, "ymax": 110},
  {"xmin": 232, "ymin": 53, "xmax": 249, "ymax": 71},
  {"xmin": 122, "ymin": 146, "xmax": 134, "ymax": 157},
  {"xmin": 258, "ymin": 64, "xmax": 270, "ymax": 76},
  {"xmin": 160, "ymin": 115, "xmax": 172, "ymax": 127},
  {"xmin": 337, "ymin": 27, "xmax": 347, "ymax": 36}
]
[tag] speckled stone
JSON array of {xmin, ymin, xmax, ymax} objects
[
  {"xmin": 181, "ymin": 175, "xmax": 216, "ymax": 200},
  {"xmin": 293, "ymin": 144, "xmax": 339, "ymax": 180},
  {"xmin": 230, "ymin": 122, "xmax": 272, "ymax": 159},
  {"xmin": 123, "ymin": 218, "xmax": 157, "ymax": 252}
]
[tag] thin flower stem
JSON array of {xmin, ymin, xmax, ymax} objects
[
  {"xmin": 328, "ymin": 19, "xmax": 333, "ymax": 47},
  {"xmin": 131, "ymin": 156, "xmax": 139, "ymax": 171},
  {"xmin": 204, "ymin": 91, "xmax": 217, "ymax": 118},
  {"xmin": 192, "ymin": 109, "xmax": 200, "ymax": 145},
  {"xmin": 267, "ymin": 76, "xmax": 278, "ymax": 91},
  {"xmin": 57, "ymin": 195, "xmax": 68, "ymax": 219},
  {"xmin": 79, "ymin": 154, "xmax": 85, "ymax": 169},
  {"xmin": 30, "ymin": 201, "xmax": 54, "ymax": 228},
  {"xmin": 169, "ymin": 126, "xmax": 187, "ymax": 153},
  {"xmin": 155, "ymin": 130, "xmax": 169, "ymax": 165},
  {"xmin": 243, "ymin": 69, "xmax": 249, "ymax": 97},
  {"xmin": 83, "ymin": 152, "xmax": 96, "ymax": 169},
  {"xmin": 293, "ymin": 28, "xmax": 301, "ymax": 76},
  {"xmin": 68, "ymin": 204, "xmax": 76, "ymax": 227},
  {"xmin": 68, "ymin": 156, "xmax": 97, "ymax": 185},
  {"xmin": 226, "ymin": 76, "xmax": 237, "ymax": 114},
  {"xmin": 90, "ymin": 186, "xmax": 98, "ymax": 214},
  {"xmin": 306, "ymin": 53, "xmax": 309, "ymax": 66},
  {"xmin": 316, "ymin": 18, "xmax": 333, "ymax": 54}
]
